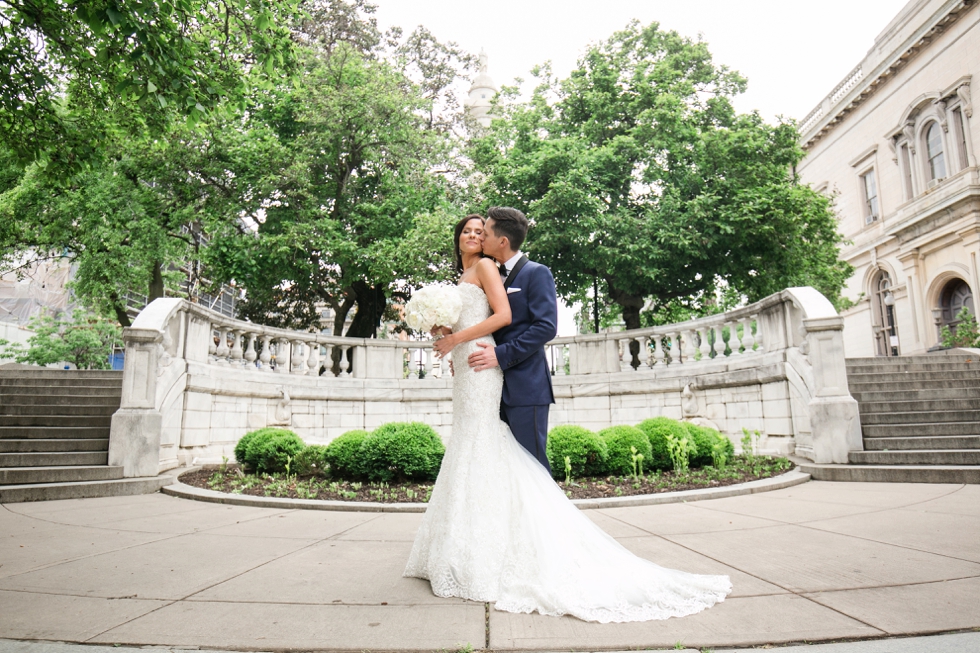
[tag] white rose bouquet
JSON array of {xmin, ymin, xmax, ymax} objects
[{"xmin": 404, "ymin": 284, "xmax": 463, "ymax": 334}]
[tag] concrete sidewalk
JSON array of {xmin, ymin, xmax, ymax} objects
[{"xmin": 1, "ymin": 481, "xmax": 978, "ymax": 651}]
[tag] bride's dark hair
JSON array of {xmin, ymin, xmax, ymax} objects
[{"xmin": 453, "ymin": 214, "xmax": 486, "ymax": 274}]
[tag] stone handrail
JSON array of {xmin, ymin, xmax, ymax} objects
[
  {"xmin": 108, "ymin": 286, "xmax": 861, "ymax": 477},
  {"xmin": 799, "ymin": 64, "xmax": 864, "ymax": 137}
]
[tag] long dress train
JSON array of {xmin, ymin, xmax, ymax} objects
[{"xmin": 404, "ymin": 282, "xmax": 732, "ymax": 622}]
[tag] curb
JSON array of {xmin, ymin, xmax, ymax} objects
[{"xmin": 161, "ymin": 467, "xmax": 810, "ymax": 512}]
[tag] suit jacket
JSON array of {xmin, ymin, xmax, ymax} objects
[{"xmin": 493, "ymin": 257, "xmax": 558, "ymax": 407}]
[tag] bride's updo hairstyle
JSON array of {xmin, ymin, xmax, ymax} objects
[
  {"xmin": 486, "ymin": 206, "xmax": 528, "ymax": 251},
  {"xmin": 453, "ymin": 214, "xmax": 486, "ymax": 274}
]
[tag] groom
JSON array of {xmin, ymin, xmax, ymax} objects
[{"xmin": 469, "ymin": 207, "xmax": 558, "ymax": 472}]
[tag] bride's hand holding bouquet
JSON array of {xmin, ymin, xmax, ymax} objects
[{"xmin": 404, "ymin": 285, "xmax": 463, "ymax": 358}]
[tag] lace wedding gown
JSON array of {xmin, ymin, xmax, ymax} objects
[{"xmin": 404, "ymin": 282, "xmax": 732, "ymax": 622}]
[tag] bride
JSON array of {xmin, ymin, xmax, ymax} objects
[{"xmin": 403, "ymin": 213, "xmax": 732, "ymax": 622}]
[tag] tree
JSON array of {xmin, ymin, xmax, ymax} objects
[
  {"xmin": 472, "ymin": 21, "xmax": 852, "ymax": 335},
  {"xmin": 206, "ymin": 24, "xmax": 477, "ymax": 338},
  {"xmin": 0, "ymin": 118, "xmax": 288, "ymax": 326},
  {"xmin": 0, "ymin": 0, "xmax": 300, "ymax": 172},
  {"xmin": 0, "ymin": 310, "xmax": 122, "ymax": 369}
]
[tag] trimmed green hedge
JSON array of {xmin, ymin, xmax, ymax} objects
[
  {"xmin": 546, "ymin": 425, "xmax": 608, "ymax": 480},
  {"xmin": 237, "ymin": 427, "xmax": 306, "ymax": 475},
  {"xmin": 680, "ymin": 422, "xmax": 734, "ymax": 468},
  {"xmin": 636, "ymin": 417, "xmax": 689, "ymax": 471},
  {"xmin": 324, "ymin": 429, "xmax": 370, "ymax": 479},
  {"xmin": 599, "ymin": 425, "xmax": 653, "ymax": 476},
  {"xmin": 359, "ymin": 422, "xmax": 445, "ymax": 483},
  {"xmin": 292, "ymin": 444, "xmax": 330, "ymax": 476}
]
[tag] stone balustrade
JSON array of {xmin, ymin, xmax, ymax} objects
[{"xmin": 108, "ymin": 286, "xmax": 862, "ymax": 477}]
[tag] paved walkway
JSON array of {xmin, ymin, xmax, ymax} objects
[{"xmin": 1, "ymin": 481, "xmax": 978, "ymax": 651}]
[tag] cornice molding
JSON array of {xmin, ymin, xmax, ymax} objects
[{"xmin": 800, "ymin": 0, "xmax": 975, "ymax": 150}]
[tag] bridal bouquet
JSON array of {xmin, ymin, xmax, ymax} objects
[{"xmin": 404, "ymin": 284, "xmax": 463, "ymax": 333}]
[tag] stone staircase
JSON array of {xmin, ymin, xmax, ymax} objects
[
  {"xmin": 801, "ymin": 353, "xmax": 980, "ymax": 483},
  {"xmin": 0, "ymin": 367, "xmax": 172, "ymax": 502}
]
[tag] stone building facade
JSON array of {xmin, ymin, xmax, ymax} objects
[{"xmin": 797, "ymin": 0, "xmax": 978, "ymax": 357}]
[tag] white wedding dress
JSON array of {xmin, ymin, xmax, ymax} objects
[{"xmin": 404, "ymin": 282, "xmax": 732, "ymax": 622}]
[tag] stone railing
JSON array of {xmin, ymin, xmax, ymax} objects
[
  {"xmin": 799, "ymin": 64, "xmax": 864, "ymax": 137},
  {"xmin": 108, "ymin": 286, "xmax": 861, "ymax": 477}
]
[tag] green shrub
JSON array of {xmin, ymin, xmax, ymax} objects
[
  {"xmin": 599, "ymin": 425, "xmax": 652, "ymax": 476},
  {"xmin": 636, "ymin": 417, "xmax": 689, "ymax": 471},
  {"xmin": 324, "ymin": 430, "xmax": 370, "ymax": 479},
  {"xmin": 678, "ymin": 423, "xmax": 734, "ymax": 468},
  {"xmin": 359, "ymin": 422, "xmax": 445, "ymax": 483},
  {"xmin": 234, "ymin": 429, "xmax": 265, "ymax": 467},
  {"xmin": 546, "ymin": 425, "xmax": 608, "ymax": 480},
  {"xmin": 292, "ymin": 444, "xmax": 330, "ymax": 476},
  {"xmin": 243, "ymin": 428, "xmax": 307, "ymax": 475}
]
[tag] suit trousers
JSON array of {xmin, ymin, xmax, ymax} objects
[{"xmin": 500, "ymin": 403, "xmax": 551, "ymax": 473}]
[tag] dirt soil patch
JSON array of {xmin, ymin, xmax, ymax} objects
[{"xmin": 179, "ymin": 456, "xmax": 794, "ymax": 503}]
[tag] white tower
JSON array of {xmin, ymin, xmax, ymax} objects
[{"xmin": 465, "ymin": 50, "xmax": 497, "ymax": 128}]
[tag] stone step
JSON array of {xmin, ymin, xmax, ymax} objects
[
  {"xmin": 0, "ymin": 426, "xmax": 110, "ymax": 439},
  {"xmin": 846, "ymin": 370, "xmax": 980, "ymax": 384},
  {"xmin": 0, "ymin": 465, "xmax": 124, "ymax": 485},
  {"xmin": 851, "ymin": 387, "xmax": 980, "ymax": 402},
  {"xmin": 0, "ymin": 475, "xmax": 172, "ymax": 503},
  {"xmin": 0, "ymin": 368, "xmax": 122, "ymax": 380},
  {"xmin": 0, "ymin": 403, "xmax": 117, "ymax": 416},
  {"xmin": 0, "ymin": 393, "xmax": 121, "ymax": 406},
  {"xmin": 799, "ymin": 462, "xmax": 980, "ymax": 484},
  {"xmin": 0, "ymin": 438, "xmax": 109, "ymax": 453},
  {"xmin": 856, "ymin": 399, "xmax": 980, "ymax": 414},
  {"xmin": 847, "ymin": 354, "xmax": 977, "ymax": 365},
  {"xmin": 861, "ymin": 409, "xmax": 980, "ymax": 425},
  {"xmin": 0, "ymin": 415, "xmax": 112, "ymax": 427},
  {"xmin": 864, "ymin": 435, "xmax": 980, "ymax": 450},
  {"xmin": 0, "ymin": 384, "xmax": 122, "ymax": 397},
  {"xmin": 862, "ymin": 422, "xmax": 980, "ymax": 437},
  {"xmin": 0, "ymin": 378, "xmax": 122, "ymax": 388},
  {"xmin": 848, "ymin": 378, "xmax": 980, "ymax": 392},
  {"xmin": 846, "ymin": 362, "xmax": 980, "ymax": 374},
  {"xmin": 0, "ymin": 451, "xmax": 109, "ymax": 467},
  {"xmin": 850, "ymin": 450, "xmax": 980, "ymax": 465}
]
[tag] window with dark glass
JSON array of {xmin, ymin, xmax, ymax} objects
[
  {"xmin": 926, "ymin": 122, "xmax": 946, "ymax": 181},
  {"xmin": 861, "ymin": 170, "xmax": 879, "ymax": 224}
]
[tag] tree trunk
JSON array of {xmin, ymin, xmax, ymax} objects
[
  {"xmin": 108, "ymin": 292, "xmax": 132, "ymax": 328},
  {"xmin": 149, "ymin": 260, "xmax": 165, "ymax": 301},
  {"xmin": 609, "ymin": 284, "xmax": 644, "ymax": 369},
  {"xmin": 347, "ymin": 280, "xmax": 387, "ymax": 338}
]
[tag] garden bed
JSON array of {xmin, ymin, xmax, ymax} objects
[{"xmin": 179, "ymin": 455, "xmax": 794, "ymax": 504}]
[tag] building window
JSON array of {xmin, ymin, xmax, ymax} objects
[
  {"xmin": 860, "ymin": 169, "xmax": 879, "ymax": 224},
  {"xmin": 900, "ymin": 144, "xmax": 914, "ymax": 200},
  {"xmin": 952, "ymin": 108, "xmax": 969, "ymax": 171},
  {"xmin": 925, "ymin": 122, "xmax": 947, "ymax": 182}
]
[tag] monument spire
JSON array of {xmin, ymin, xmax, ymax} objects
[{"xmin": 466, "ymin": 49, "xmax": 497, "ymax": 128}]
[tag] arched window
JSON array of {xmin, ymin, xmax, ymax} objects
[{"xmin": 925, "ymin": 122, "xmax": 947, "ymax": 181}]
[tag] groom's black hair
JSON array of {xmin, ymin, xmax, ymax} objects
[
  {"xmin": 454, "ymin": 214, "xmax": 487, "ymax": 274},
  {"xmin": 487, "ymin": 206, "xmax": 528, "ymax": 251}
]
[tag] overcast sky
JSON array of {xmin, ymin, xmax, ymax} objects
[{"xmin": 374, "ymin": 0, "xmax": 910, "ymax": 122}]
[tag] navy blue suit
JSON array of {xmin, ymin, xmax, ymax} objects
[{"xmin": 493, "ymin": 257, "xmax": 558, "ymax": 472}]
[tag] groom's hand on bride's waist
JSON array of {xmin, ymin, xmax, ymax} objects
[{"xmin": 468, "ymin": 342, "xmax": 499, "ymax": 371}]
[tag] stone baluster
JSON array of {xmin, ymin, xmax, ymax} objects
[
  {"xmin": 230, "ymin": 330, "xmax": 245, "ymax": 366},
  {"xmin": 556, "ymin": 344, "xmax": 566, "ymax": 375},
  {"xmin": 684, "ymin": 330, "xmax": 698, "ymax": 363},
  {"xmin": 713, "ymin": 324, "xmax": 726, "ymax": 358},
  {"xmin": 291, "ymin": 340, "xmax": 308, "ymax": 375},
  {"xmin": 275, "ymin": 338, "xmax": 291, "ymax": 374},
  {"xmin": 424, "ymin": 347, "xmax": 434, "ymax": 378},
  {"xmin": 244, "ymin": 333, "xmax": 258, "ymax": 369},
  {"xmin": 214, "ymin": 327, "xmax": 231, "ymax": 365},
  {"xmin": 751, "ymin": 315, "xmax": 763, "ymax": 352},
  {"xmin": 258, "ymin": 335, "xmax": 273, "ymax": 371},
  {"xmin": 208, "ymin": 325, "xmax": 219, "ymax": 360},
  {"xmin": 653, "ymin": 334, "xmax": 665, "ymax": 366},
  {"xmin": 697, "ymin": 327, "xmax": 711, "ymax": 360},
  {"xmin": 727, "ymin": 321, "xmax": 742, "ymax": 356},
  {"xmin": 340, "ymin": 345, "xmax": 352, "ymax": 375},
  {"xmin": 667, "ymin": 332, "xmax": 680, "ymax": 365},
  {"xmin": 740, "ymin": 317, "xmax": 756, "ymax": 353},
  {"xmin": 307, "ymin": 341, "xmax": 321, "ymax": 376}
]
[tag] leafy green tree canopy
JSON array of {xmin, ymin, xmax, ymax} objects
[
  {"xmin": 0, "ymin": 310, "xmax": 122, "ymax": 369},
  {"xmin": 472, "ymin": 21, "xmax": 852, "ymax": 331}
]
